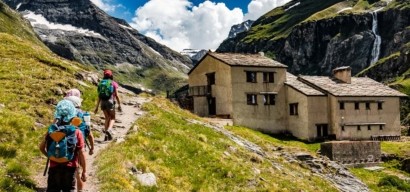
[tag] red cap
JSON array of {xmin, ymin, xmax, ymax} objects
[{"xmin": 103, "ymin": 69, "xmax": 112, "ymax": 77}]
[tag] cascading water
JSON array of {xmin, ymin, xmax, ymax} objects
[{"xmin": 370, "ymin": 10, "xmax": 382, "ymax": 65}]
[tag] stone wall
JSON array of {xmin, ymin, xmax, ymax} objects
[{"xmin": 320, "ymin": 141, "xmax": 381, "ymax": 165}]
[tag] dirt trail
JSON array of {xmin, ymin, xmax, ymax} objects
[{"xmin": 34, "ymin": 87, "xmax": 148, "ymax": 192}]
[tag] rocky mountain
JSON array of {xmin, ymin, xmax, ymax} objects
[
  {"xmin": 217, "ymin": 0, "xmax": 410, "ymax": 82},
  {"xmin": 3, "ymin": 0, "xmax": 193, "ymax": 88},
  {"xmin": 227, "ymin": 20, "xmax": 254, "ymax": 39},
  {"xmin": 180, "ymin": 49, "xmax": 207, "ymax": 64}
]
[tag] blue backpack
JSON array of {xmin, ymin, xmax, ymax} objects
[
  {"xmin": 76, "ymin": 111, "xmax": 91, "ymax": 140},
  {"xmin": 46, "ymin": 124, "xmax": 77, "ymax": 163},
  {"xmin": 98, "ymin": 79, "xmax": 114, "ymax": 100}
]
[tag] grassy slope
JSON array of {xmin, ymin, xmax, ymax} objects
[
  {"xmin": 0, "ymin": 2, "xmax": 96, "ymax": 191},
  {"xmin": 95, "ymin": 98, "xmax": 337, "ymax": 191}
]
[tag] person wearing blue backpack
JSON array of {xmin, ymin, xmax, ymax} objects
[
  {"xmin": 39, "ymin": 100, "xmax": 86, "ymax": 192},
  {"xmin": 94, "ymin": 69, "xmax": 122, "ymax": 141},
  {"xmin": 64, "ymin": 91, "xmax": 94, "ymax": 192}
]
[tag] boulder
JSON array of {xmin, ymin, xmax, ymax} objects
[{"xmin": 136, "ymin": 173, "xmax": 157, "ymax": 187}]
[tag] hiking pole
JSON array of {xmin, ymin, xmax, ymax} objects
[
  {"xmin": 43, "ymin": 159, "xmax": 49, "ymax": 176},
  {"xmin": 85, "ymin": 139, "xmax": 91, "ymax": 151}
]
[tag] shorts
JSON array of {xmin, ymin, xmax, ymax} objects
[
  {"xmin": 47, "ymin": 165, "xmax": 76, "ymax": 192},
  {"xmin": 101, "ymin": 99, "xmax": 115, "ymax": 111}
]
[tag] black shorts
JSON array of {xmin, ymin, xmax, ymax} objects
[
  {"xmin": 47, "ymin": 165, "xmax": 76, "ymax": 192},
  {"xmin": 101, "ymin": 99, "xmax": 115, "ymax": 110}
]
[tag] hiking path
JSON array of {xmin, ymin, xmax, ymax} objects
[{"xmin": 34, "ymin": 86, "xmax": 149, "ymax": 192}]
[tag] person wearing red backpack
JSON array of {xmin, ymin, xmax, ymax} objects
[
  {"xmin": 94, "ymin": 69, "xmax": 122, "ymax": 141},
  {"xmin": 39, "ymin": 100, "xmax": 87, "ymax": 192}
]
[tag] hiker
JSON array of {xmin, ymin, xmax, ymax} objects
[
  {"xmin": 94, "ymin": 69, "xmax": 122, "ymax": 141},
  {"xmin": 64, "ymin": 91, "xmax": 95, "ymax": 192},
  {"xmin": 39, "ymin": 99, "xmax": 86, "ymax": 192}
]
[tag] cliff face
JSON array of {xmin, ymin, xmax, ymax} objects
[
  {"xmin": 4, "ymin": 0, "xmax": 192, "ymax": 74},
  {"xmin": 217, "ymin": 0, "xmax": 410, "ymax": 79}
]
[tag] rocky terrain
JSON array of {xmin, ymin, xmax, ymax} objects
[
  {"xmin": 4, "ymin": 0, "xmax": 193, "ymax": 75},
  {"xmin": 217, "ymin": 0, "xmax": 410, "ymax": 80}
]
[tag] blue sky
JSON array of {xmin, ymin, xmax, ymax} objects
[
  {"xmin": 109, "ymin": 0, "xmax": 250, "ymax": 22},
  {"xmin": 90, "ymin": 0, "xmax": 291, "ymax": 51}
]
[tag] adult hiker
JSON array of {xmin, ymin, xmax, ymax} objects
[
  {"xmin": 39, "ymin": 99, "xmax": 87, "ymax": 192},
  {"xmin": 64, "ymin": 91, "xmax": 95, "ymax": 192},
  {"xmin": 94, "ymin": 69, "xmax": 122, "ymax": 141}
]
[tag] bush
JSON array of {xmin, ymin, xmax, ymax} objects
[{"xmin": 378, "ymin": 175, "xmax": 410, "ymax": 191}]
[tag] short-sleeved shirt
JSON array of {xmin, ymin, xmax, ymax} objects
[{"xmin": 50, "ymin": 129, "xmax": 84, "ymax": 168}]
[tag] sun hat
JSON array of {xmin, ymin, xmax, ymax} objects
[
  {"xmin": 64, "ymin": 96, "xmax": 82, "ymax": 108},
  {"xmin": 103, "ymin": 69, "xmax": 113, "ymax": 78},
  {"xmin": 65, "ymin": 89, "xmax": 81, "ymax": 98},
  {"xmin": 54, "ymin": 99, "xmax": 77, "ymax": 123}
]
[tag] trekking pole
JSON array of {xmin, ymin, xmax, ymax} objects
[
  {"xmin": 43, "ymin": 159, "xmax": 49, "ymax": 176},
  {"xmin": 85, "ymin": 139, "xmax": 91, "ymax": 151}
]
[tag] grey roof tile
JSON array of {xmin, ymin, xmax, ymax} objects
[
  {"xmin": 209, "ymin": 52, "xmax": 287, "ymax": 68},
  {"xmin": 299, "ymin": 76, "xmax": 407, "ymax": 97},
  {"xmin": 285, "ymin": 73, "xmax": 325, "ymax": 96}
]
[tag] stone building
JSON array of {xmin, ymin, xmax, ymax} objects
[{"xmin": 188, "ymin": 52, "xmax": 407, "ymax": 141}]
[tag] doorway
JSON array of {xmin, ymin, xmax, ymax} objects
[
  {"xmin": 208, "ymin": 97, "xmax": 216, "ymax": 116},
  {"xmin": 316, "ymin": 124, "xmax": 328, "ymax": 138}
]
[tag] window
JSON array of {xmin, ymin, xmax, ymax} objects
[
  {"xmin": 355, "ymin": 102, "xmax": 359, "ymax": 110},
  {"xmin": 246, "ymin": 71, "xmax": 257, "ymax": 83},
  {"xmin": 339, "ymin": 102, "xmax": 345, "ymax": 110},
  {"xmin": 378, "ymin": 102, "xmax": 383, "ymax": 110},
  {"xmin": 263, "ymin": 94, "xmax": 275, "ymax": 105},
  {"xmin": 366, "ymin": 102, "xmax": 370, "ymax": 110},
  {"xmin": 357, "ymin": 125, "xmax": 361, "ymax": 131},
  {"xmin": 379, "ymin": 125, "xmax": 384, "ymax": 130},
  {"xmin": 263, "ymin": 72, "xmax": 274, "ymax": 83},
  {"xmin": 368, "ymin": 125, "xmax": 371, "ymax": 130},
  {"xmin": 247, "ymin": 94, "xmax": 257, "ymax": 105},
  {"xmin": 341, "ymin": 126, "xmax": 345, "ymax": 131},
  {"xmin": 290, "ymin": 103, "xmax": 299, "ymax": 115},
  {"xmin": 206, "ymin": 73, "xmax": 215, "ymax": 85}
]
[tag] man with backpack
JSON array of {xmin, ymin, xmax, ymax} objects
[
  {"xmin": 94, "ymin": 69, "xmax": 122, "ymax": 141},
  {"xmin": 39, "ymin": 99, "xmax": 86, "ymax": 192},
  {"xmin": 64, "ymin": 90, "xmax": 94, "ymax": 192}
]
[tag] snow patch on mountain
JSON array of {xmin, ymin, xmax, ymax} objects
[
  {"xmin": 228, "ymin": 20, "xmax": 254, "ymax": 39},
  {"xmin": 23, "ymin": 11, "xmax": 105, "ymax": 39}
]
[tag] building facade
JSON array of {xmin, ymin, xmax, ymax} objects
[{"xmin": 188, "ymin": 52, "xmax": 407, "ymax": 141}]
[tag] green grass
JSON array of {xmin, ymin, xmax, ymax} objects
[
  {"xmin": 95, "ymin": 98, "xmax": 336, "ymax": 191},
  {"xmin": 381, "ymin": 141, "xmax": 410, "ymax": 157},
  {"xmin": 0, "ymin": 1, "xmax": 97, "ymax": 190},
  {"xmin": 350, "ymin": 168, "xmax": 406, "ymax": 192},
  {"xmin": 243, "ymin": 0, "xmax": 346, "ymax": 43},
  {"xmin": 225, "ymin": 125, "xmax": 320, "ymax": 153}
]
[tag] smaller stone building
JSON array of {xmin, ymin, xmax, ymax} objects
[{"xmin": 188, "ymin": 52, "xmax": 407, "ymax": 141}]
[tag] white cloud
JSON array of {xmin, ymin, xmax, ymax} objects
[
  {"xmin": 90, "ymin": 0, "xmax": 123, "ymax": 13},
  {"xmin": 130, "ymin": 0, "xmax": 290, "ymax": 52},
  {"xmin": 244, "ymin": 0, "xmax": 291, "ymax": 20},
  {"xmin": 130, "ymin": 0, "xmax": 243, "ymax": 52}
]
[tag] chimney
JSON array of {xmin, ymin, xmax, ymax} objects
[
  {"xmin": 259, "ymin": 52, "xmax": 264, "ymax": 57},
  {"xmin": 332, "ymin": 66, "xmax": 351, "ymax": 83}
]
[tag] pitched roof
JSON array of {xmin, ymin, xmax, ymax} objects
[
  {"xmin": 298, "ymin": 76, "xmax": 407, "ymax": 97},
  {"xmin": 285, "ymin": 73, "xmax": 325, "ymax": 96},
  {"xmin": 208, "ymin": 52, "xmax": 287, "ymax": 68}
]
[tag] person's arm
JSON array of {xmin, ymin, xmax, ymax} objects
[
  {"xmin": 87, "ymin": 132, "xmax": 94, "ymax": 155},
  {"xmin": 94, "ymin": 98, "xmax": 101, "ymax": 114},
  {"xmin": 77, "ymin": 130, "xmax": 87, "ymax": 182},
  {"xmin": 79, "ymin": 149, "xmax": 87, "ymax": 182},
  {"xmin": 115, "ymin": 86, "xmax": 122, "ymax": 112},
  {"xmin": 39, "ymin": 133, "xmax": 48, "ymax": 157}
]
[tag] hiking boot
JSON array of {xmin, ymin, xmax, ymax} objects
[
  {"xmin": 103, "ymin": 130, "xmax": 108, "ymax": 141},
  {"xmin": 106, "ymin": 130, "xmax": 113, "ymax": 141}
]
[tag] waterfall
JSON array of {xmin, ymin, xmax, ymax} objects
[{"xmin": 370, "ymin": 9, "xmax": 383, "ymax": 65}]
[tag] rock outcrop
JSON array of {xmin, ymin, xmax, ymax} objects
[
  {"xmin": 4, "ymin": 0, "xmax": 192, "ymax": 74},
  {"xmin": 217, "ymin": 1, "xmax": 410, "ymax": 80}
]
